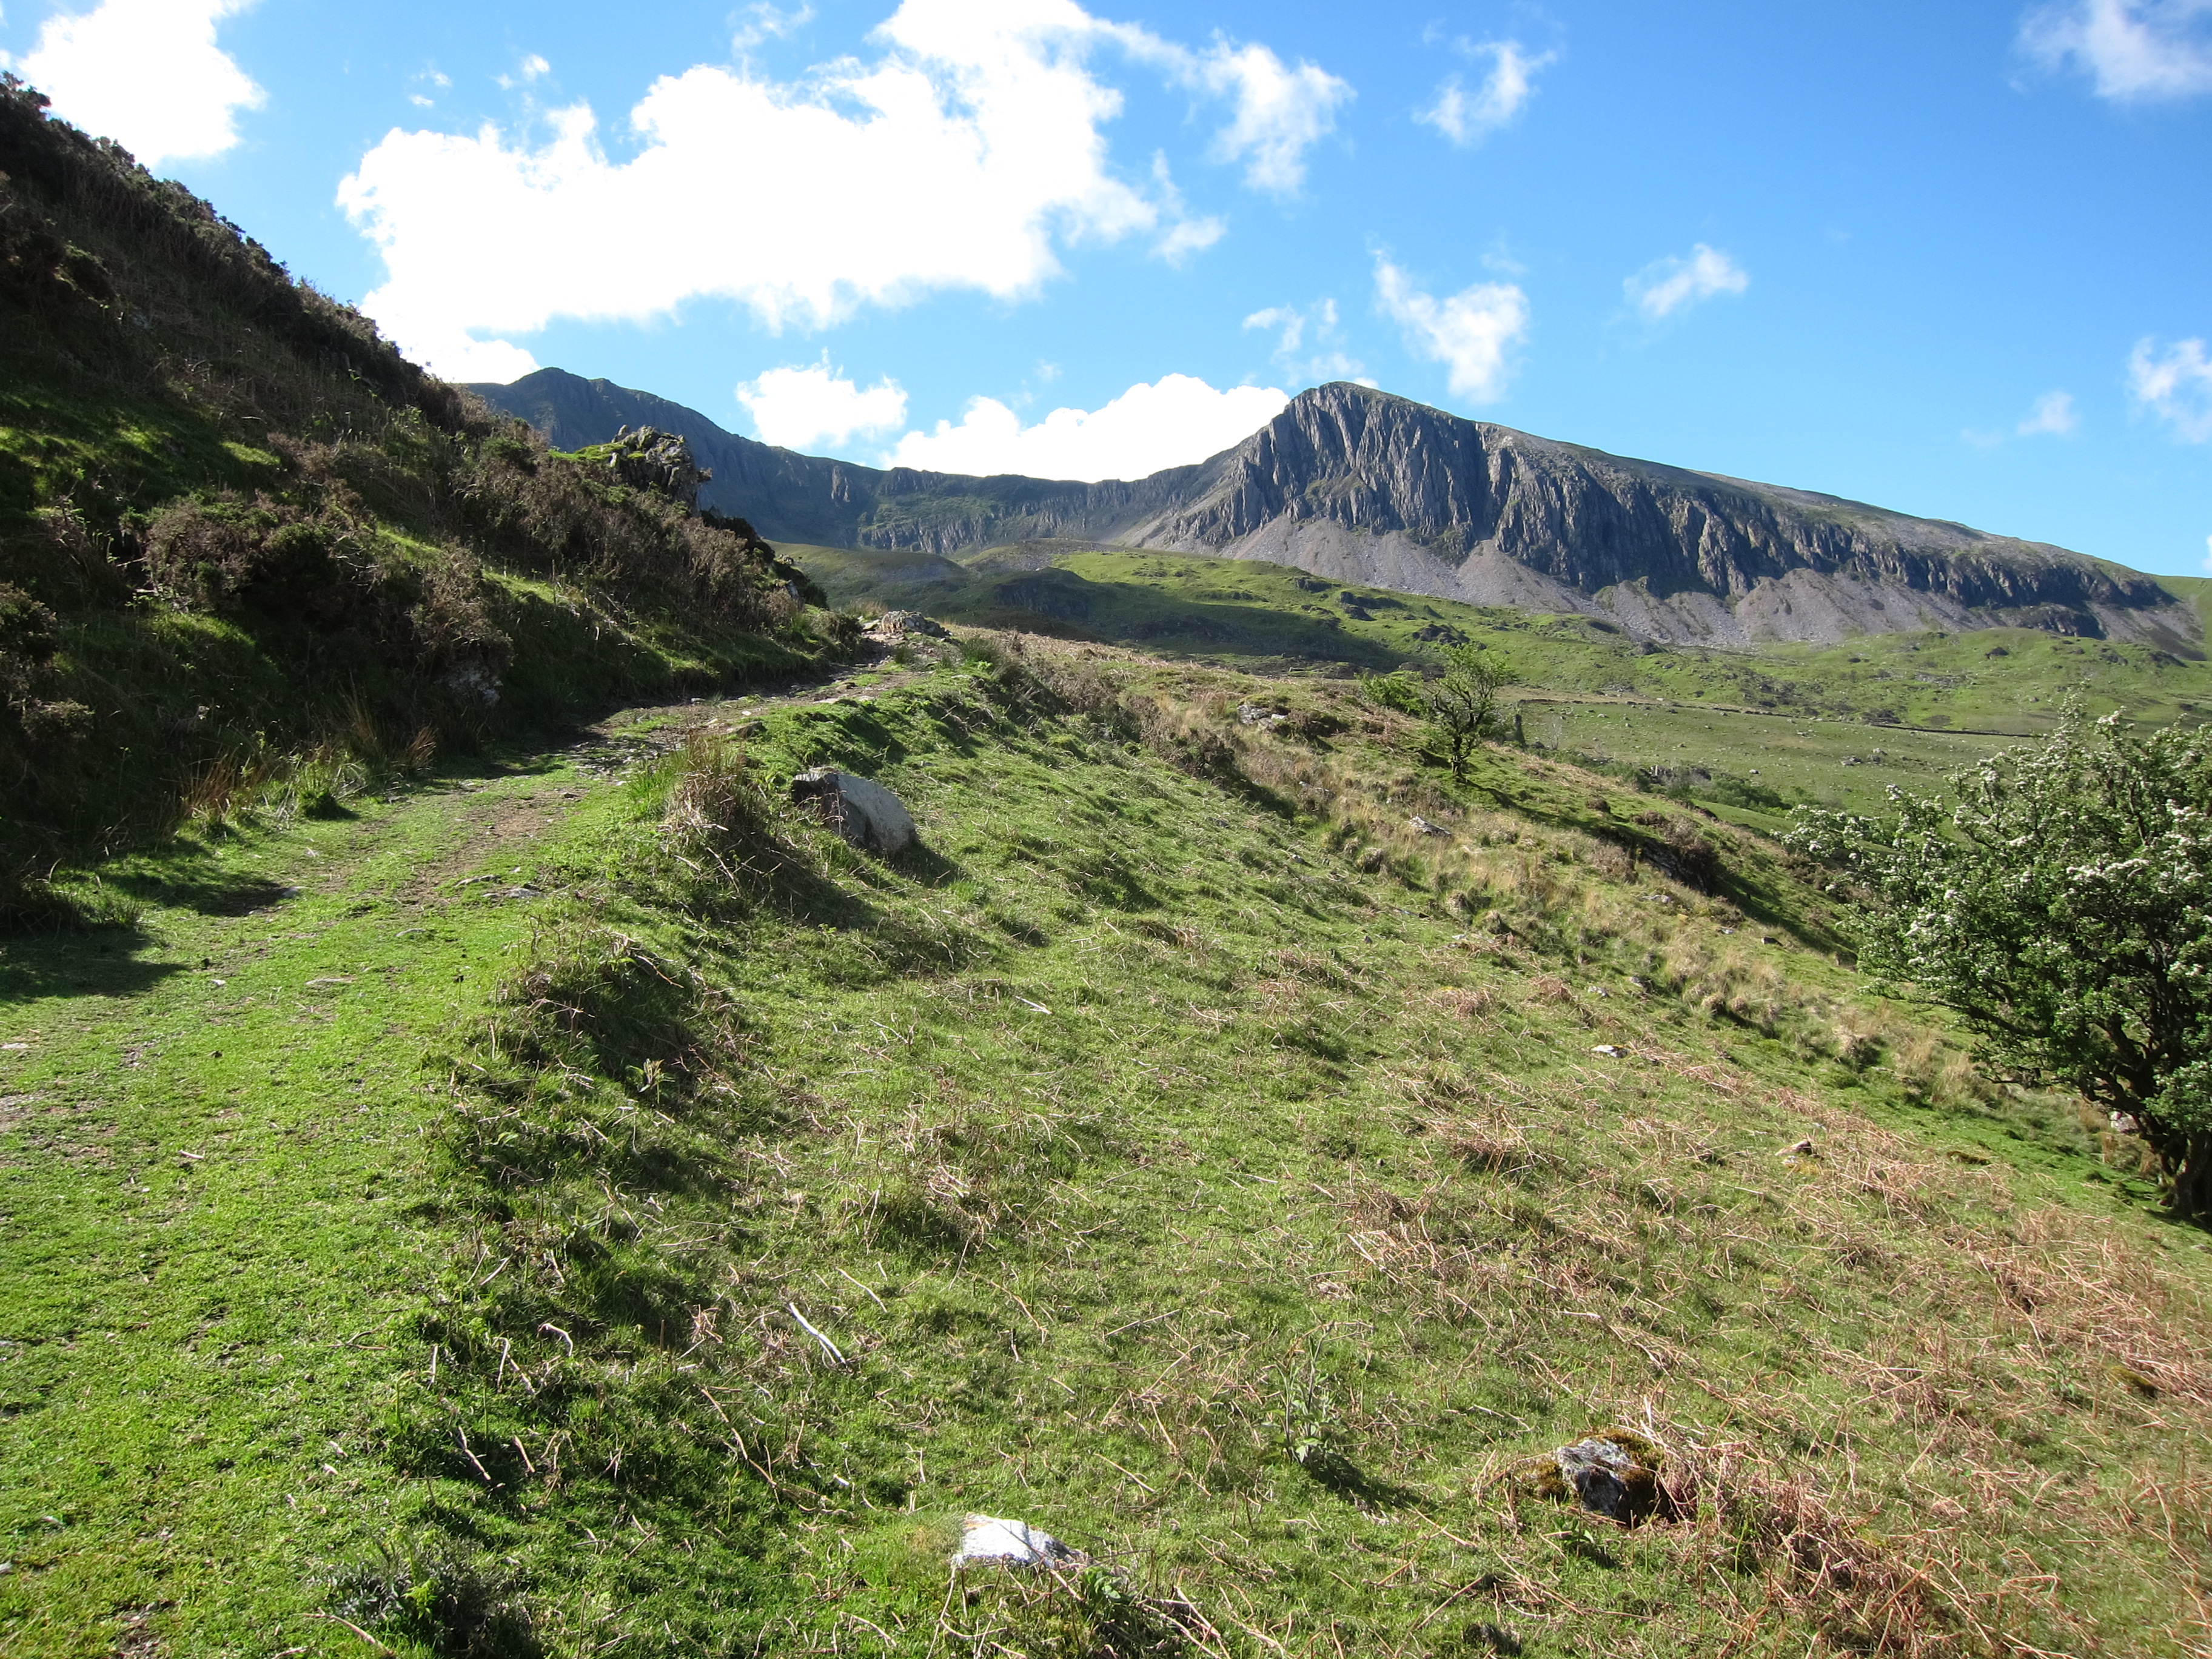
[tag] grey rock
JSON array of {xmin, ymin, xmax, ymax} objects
[
  {"xmin": 789, "ymin": 768, "xmax": 916, "ymax": 854},
  {"xmin": 870, "ymin": 609, "xmax": 948, "ymax": 638},
  {"xmin": 441, "ymin": 660, "xmax": 501, "ymax": 705},
  {"xmin": 604, "ymin": 426, "xmax": 710, "ymax": 509},
  {"xmin": 1555, "ymin": 1438, "xmax": 1649, "ymax": 1523}
]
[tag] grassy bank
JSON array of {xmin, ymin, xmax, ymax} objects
[{"xmin": 4, "ymin": 636, "xmax": 2204, "ymax": 1656}]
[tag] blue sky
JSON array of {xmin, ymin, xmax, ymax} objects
[{"xmin": 5, "ymin": 0, "xmax": 2210, "ymax": 577}]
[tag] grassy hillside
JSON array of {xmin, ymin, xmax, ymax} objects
[
  {"xmin": 5, "ymin": 633, "xmax": 2207, "ymax": 1657},
  {"xmin": 0, "ymin": 79, "xmax": 834, "ymax": 914}
]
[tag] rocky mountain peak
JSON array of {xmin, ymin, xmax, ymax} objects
[{"xmin": 469, "ymin": 368, "xmax": 2196, "ymax": 651}]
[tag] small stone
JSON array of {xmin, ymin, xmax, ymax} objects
[
  {"xmin": 1555, "ymin": 1437, "xmax": 1646, "ymax": 1521},
  {"xmin": 1509, "ymin": 1431, "xmax": 1663, "ymax": 1525},
  {"xmin": 953, "ymin": 1514, "xmax": 1083, "ymax": 1568},
  {"xmin": 1407, "ymin": 816, "xmax": 1447, "ymax": 836}
]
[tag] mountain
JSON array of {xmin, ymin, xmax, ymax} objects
[{"xmin": 469, "ymin": 369, "xmax": 2199, "ymax": 651}]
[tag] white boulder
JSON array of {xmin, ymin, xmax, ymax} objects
[
  {"xmin": 952, "ymin": 1514, "xmax": 1083, "ymax": 1569},
  {"xmin": 789, "ymin": 768, "xmax": 916, "ymax": 855}
]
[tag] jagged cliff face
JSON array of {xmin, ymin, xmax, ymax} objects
[
  {"xmin": 1111, "ymin": 384, "xmax": 2190, "ymax": 647},
  {"xmin": 468, "ymin": 371, "xmax": 2196, "ymax": 650}
]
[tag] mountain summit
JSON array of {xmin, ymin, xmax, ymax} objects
[{"xmin": 471, "ymin": 370, "xmax": 2195, "ymax": 650}]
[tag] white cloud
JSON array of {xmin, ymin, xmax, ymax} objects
[
  {"xmin": 446, "ymin": 338, "xmax": 543, "ymax": 383},
  {"xmin": 1417, "ymin": 41, "xmax": 1553, "ymax": 147},
  {"xmin": 340, "ymin": 0, "xmax": 1322, "ymax": 378},
  {"xmin": 1101, "ymin": 25, "xmax": 1351, "ymax": 193},
  {"xmin": 737, "ymin": 358, "xmax": 908, "ymax": 449},
  {"xmin": 1146, "ymin": 152, "xmax": 1225, "ymax": 263},
  {"xmin": 2017, "ymin": 389, "xmax": 2079, "ymax": 435},
  {"xmin": 1623, "ymin": 244, "xmax": 1750, "ymax": 321},
  {"xmin": 887, "ymin": 373, "xmax": 1287, "ymax": 480},
  {"xmin": 1964, "ymin": 388, "xmax": 2083, "ymax": 448},
  {"xmin": 1189, "ymin": 41, "xmax": 1352, "ymax": 193},
  {"xmin": 17, "ymin": 0, "xmax": 264, "ymax": 167},
  {"xmin": 2130, "ymin": 337, "xmax": 2212, "ymax": 441},
  {"xmin": 733, "ymin": 2, "xmax": 814, "ymax": 50},
  {"xmin": 1244, "ymin": 305, "xmax": 1304, "ymax": 354},
  {"xmin": 1243, "ymin": 297, "xmax": 1364, "ymax": 383},
  {"xmin": 1372, "ymin": 260, "xmax": 1527, "ymax": 403},
  {"xmin": 2020, "ymin": 0, "xmax": 2212, "ymax": 102},
  {"xmin": 496, "ymin": 54, "xmax": 553, "ymax": 90},
  {"xmin": 2202, "ymin": 533, "xmax": 2212, "ymax": 574}
]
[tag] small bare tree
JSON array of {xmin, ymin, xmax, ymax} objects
[{"xmin": 1420, "ymin": 644, "xmax": 1518, "ymax": 782}]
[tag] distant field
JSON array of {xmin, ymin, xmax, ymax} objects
[
  {"xmin": 1515, "ymin": 698, "xmax": 2022, "ymax": 825},
  {"xmin": 791, "ymin": 542, "xmax": 2209, "ymax": 818}
]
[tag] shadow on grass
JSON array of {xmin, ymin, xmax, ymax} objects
[
  {"xmin": 109, "ymin": 870, "xmax": 303, "ymax": 916},
  {"xmin": 1293, "ymin": 1446, "xmax": 1426, "ymax": 1510},
  {"xmin": 889, "ymin": 840, "xmax": 965, "ymax": 888},
  {"xmin": 951, "ymin": 569, "xmax": 1410, "ymax": 671},
  {"xmin": 0, "ymin": 931, "xmax": 180, "ymax": 1001}
]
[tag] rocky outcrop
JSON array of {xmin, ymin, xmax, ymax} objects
[
  {"xmin": 468, "ymin": 370, "xmax": 2196, "ymax": 650},
  {"xmin": 600, "ymin": 426, "xmax": 708, "ymax": 509}
]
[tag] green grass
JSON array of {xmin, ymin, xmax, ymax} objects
[
  {"xmin": 0, "ymin": 774, "xmax": 574, "ymax": 1650},
  {"xmin": 4, "ymin": 638, "xmax": 2206, "ymax": 1657}
]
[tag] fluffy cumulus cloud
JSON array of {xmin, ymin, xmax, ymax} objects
[
  {"xmin": 1372, "ymin": 260, "xmax": 1527, "ymax": 403},
  {"xmin": 736, "ymin": 359, "xmax": 908, "ymax": 449},
  {"xmin": 338, "ymin": 0, "xmax": 1347, "ymax": 379},
  {"xmin": 1417, "ymin": 41, "xmax": 1553, "ymax": 147},
  {"xmin": 13, "ymin": 0, "xmax": 264, "ymax": 167},
  {"xmin": 2020, "ymin": 0, "xmax": 2212, "ymax": 101},
  {"xmin": 1623, "ymin": 244, "xmax": 1749, "ymax": 321},
  {"xmin": 886, "ymin": 374, "xmax": 1287, "ymax": 480},
  {"xmin": 2131, "ymin": 337, "xmax": 2212, "ymax": 441},
  {"xmin": 1185, "ymin": 41, "xmax": 1351, "ymax": 192}
]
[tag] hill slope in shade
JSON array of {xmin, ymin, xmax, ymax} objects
[
  {"xmin": 0, "ymin": 81, "xmax": 820, "ymax": 893},
  {"xmin": 471, "ymin": 369, "xmax": 2197, "ymax": 651}
]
